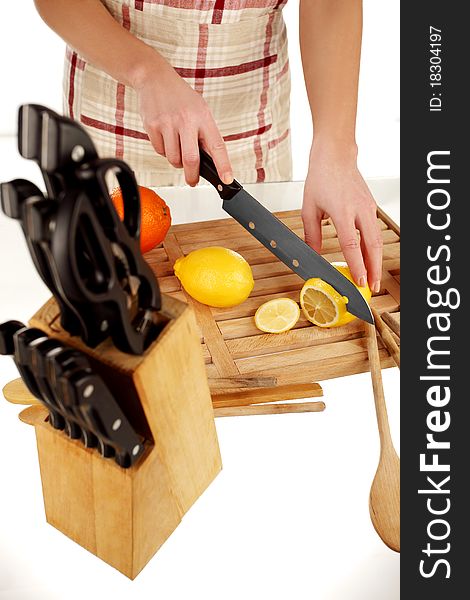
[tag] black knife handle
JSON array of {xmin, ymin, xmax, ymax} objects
[
  {"xmin": 30, "ymin": 339, "xmax": 79, "ymax": 436},
  {"xmin": 0, "ymin": 180, "xmax": 83, "ymax": 336},
  {"xmin": 13, "ymin": 327, "xmax": 51, "ymax": 399},
  {"xmin": 65, "ymin": 370, "xmax": 145, "ymax": 468},
  {"xmin": 199, "ymin": 149, "xmax": 241, "ymax": 201},
  {"xmin": 80, "ymin": 158, "xmax": 141, "ymax": 241},
  {"xmin": 0, "ymin": 321, "xmax": 25, "ymax": 355},
  {"xmin": 18, "ymin": 104, "xmax": 98, "ymax": 200},
  {"xmin": 51, "ymin": 189, "xmax": 163, "ymax": 353},
  {"xmin": 44, "ymin": 346, "xmax": 98, "ymax": 444},
  {"xmin": 11, "ymin": 328, "xmax": 67, "ymax": 430}
]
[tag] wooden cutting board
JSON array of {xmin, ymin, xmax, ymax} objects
[{"xmin": 145, "ymin": 207, "xmax": 400, "ymax": 403}]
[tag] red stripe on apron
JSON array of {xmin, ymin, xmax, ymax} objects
[
  {"xmin": 254, "ymin": 11, "xmax": 274, "ymax": 183},
  {"xmin": 68, "ymin": 52, "xmax": 78, "ymax": 120},
  {"xmin": 276, "ymin": 58, "xmax": 289, "ymax": 81},
  {"xmin": 176, "ymin": 55, "xmax": 276, "ymax": 79},
  {"xmin": 212, "ymin": 0, "xmax": 225, "ymax": 24},
  {"xmin": 195, "ymin": 24, "xmax": 209, "ymax": 94},
  {"xmin": 115, "ymin": 5, "xmax": 131, "ymax": 158},
  {"xmin": 224, "ymin": 124, "xmax": 272, "ymax": 142},
  {"xmin": 81, "ymin": 114, "xmax": 271, "ymax": 144},
  {"xmin": 267, "ymin": 127, "xmax": 289, "ymax": 150},
  {"xmin": 81, "ymin": 115, "xmax": 150, "ymax": 139}
]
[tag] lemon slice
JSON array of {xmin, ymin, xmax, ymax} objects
[{"xmin": 254, "ymin": 298, "xmax": 300, "ymax": 333}]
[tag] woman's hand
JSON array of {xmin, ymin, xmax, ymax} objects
[
  {"xmin": 135, "ymin": 62, "xmax": 233, "ymax": 187},
  {"xmin": 301, "ymin": 143, "xmax": 383, "ymax": 293}
]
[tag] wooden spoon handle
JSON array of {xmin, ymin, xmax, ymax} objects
[
  {"xmin": 3, "ymin": 378, "xmax": 40, "ymax": 405},
  {"xmin": 214, "ymin": 401, "xmax": 325, "ymax": 418},
  {"xmin": 371, "ymin": 308, "xmax": 400, "ymax": 369},
  {"xmin": 381, "ymin": 311, "xmax": 400, "ymax": 338},
  {"xmin": 365, "ymin": 322, "xmax": 393, "ymax": 448}
]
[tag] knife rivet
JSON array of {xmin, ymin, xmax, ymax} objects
[
  {"xmin": 83, "ymin": 384, "xmax": 94, "ymax": 399},
  {"xmin": 100, "ymin": 320, "xmax": 109, "ymax": 332},
  {"xmin": 270, "ymin": 240, "xmax": 277, "ymax": 248},
  {"xmin": 217, "ymin": 184, "xmax": 223, "ymax": 192},
  {"xmin": 112, "ymin": 419, "xmax": 122, "ymax": 431},
  {"xmin": 71, "ymin": 145, "xmax": 85, "ymax": 162},
  {"xmin": 248, "ymin": 221, "xmax": 255, "ymax": 230},
  {"xmin": 132, "ymin": 444, "xmax": 140, "ymax": 456},
  {"xmin": 292, "ymin": 259, "xmax": 299, "ymax": 267}
]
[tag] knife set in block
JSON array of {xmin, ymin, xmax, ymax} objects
[{"xmin": 0, "ymin": 105, "xmax": 221, "ymax": 579}]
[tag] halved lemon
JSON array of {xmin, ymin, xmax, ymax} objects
[
  {"xmin": 300, "ymin": 262, "xmax": 372, "ymax": 328},
  {"xmin": 254, "ymin": 298, "xmax": 300, "ymax": 333}
]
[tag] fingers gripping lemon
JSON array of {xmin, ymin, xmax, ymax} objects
[
  {"xmin": 300, "ymin": 262, "xmax": 372, "ymax": 328},
  {"xmin": 174, "ymin": 247, "xmax": 254, "ymax": 308}
]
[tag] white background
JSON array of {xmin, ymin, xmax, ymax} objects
[{"xmin": 0, "ymin": 2, "xmax": 400, "ymax": 599}]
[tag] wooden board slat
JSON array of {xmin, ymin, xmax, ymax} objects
[{"xmin": 145, "ymin": 208, "xmax": 400, "ymax": 400}]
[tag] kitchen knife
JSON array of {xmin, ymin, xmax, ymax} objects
[
  {"xmin": 29, "ymin": 338, "xmax": 83, "ymax": 439},
  {"xmin": 198, "ymin": 149, "xmax": 374, "ymax": 324},
  {"xmin": 46, "ymin": 347, "xmax": 101, "ymax": 449},
  {"xmin": 17, "ymin": 104, "xmax": 98, "ymax": 200},
  {"xmin": 37, "ymin": 342, "xmax": 97, "ymax": 442},
  {"xmin": 0, "ymin": 322, "xmax": 66, "ymax": 430},
  {"xmin": 60, "ymin": 369, "xmax": 145, "ymax": 468},
  {"xmin": 1, "ymin": 320, "xmax": 145, "ymax": 465},
  {"xmin": 0, "ymin": 180, "xmax": 83, "ymax": 335},
  {"xmin": 1, "ymin": 104, "xmax": 168, "ymax": 354}
]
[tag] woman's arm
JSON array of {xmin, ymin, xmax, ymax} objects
[
  {"xmin": 34, "ymin": 0, "xmax": 233, "ymax": 186},
  {"xmin": 299, "ymin": 0, "xmax": 382, "ymax": 292}
]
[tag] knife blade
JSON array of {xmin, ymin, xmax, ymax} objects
[{"xmin": 198, "ymin": 149, "xmax": 373, "ymax": 324}]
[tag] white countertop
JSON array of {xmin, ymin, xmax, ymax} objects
[{"xmin": 0, "ymin": 136, "xmax": 400, "ymax": 600}]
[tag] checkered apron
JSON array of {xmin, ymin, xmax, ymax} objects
[{"xmin": 63, "ymin": 0, "xmax": 292, "ymax": 186}]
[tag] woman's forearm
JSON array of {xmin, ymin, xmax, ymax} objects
[
  {"xmin": 299, "ymin": 0, "xmax": 362, "ymax": 150},
  {"xmin": 299, "ymin": 0, "xmax": 382, "ymax": 292},
  {"xmin": 34, "ymin": 0, "xmax": 172, "ymax": 89},
  {"xmin": 34, "ymin": 0, "xmax": 233, "ymax": 185}
]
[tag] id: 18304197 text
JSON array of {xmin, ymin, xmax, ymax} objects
[{"xmin": 429, "ymin": 26, "xmax": 443, "ymax": 112}]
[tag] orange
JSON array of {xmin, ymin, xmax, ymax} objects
[{"xmin": 110, "ymin": 185, "xmax": 171, "ymax": 254}]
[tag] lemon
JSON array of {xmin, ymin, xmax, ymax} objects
[
  {"xmin": 174, "ymin": 246, "xmax": 254, "ymax": 308},
  {"xmin": 300, "ymin": 262, "xmax": 372, "ymax": 328},
  {"xmin": 254, "ymin": 298, "xmax": 301, "ymax": 333}
]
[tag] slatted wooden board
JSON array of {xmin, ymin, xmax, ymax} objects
[{"xmin": 145, "ymin": 207, "xmax": 400, "ymax": 404}]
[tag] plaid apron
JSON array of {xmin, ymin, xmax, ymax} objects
[{"xmin": 63, "ymin": 0, "xmax": 292, "ymax": 186}]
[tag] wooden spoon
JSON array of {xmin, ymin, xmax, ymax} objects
[{"xmin": 365, "ymin": 322, "xmax": 400, "ymax": 552}]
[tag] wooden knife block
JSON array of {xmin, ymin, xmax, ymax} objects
[{"xmin": 25, "ymin": 294, "xmax": 222, "ymax": 579}]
